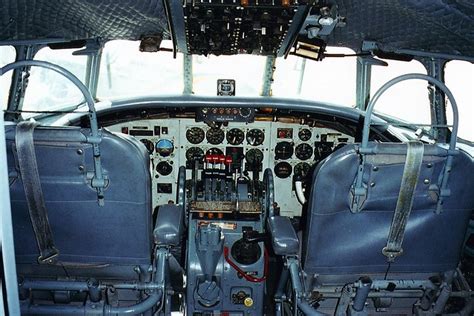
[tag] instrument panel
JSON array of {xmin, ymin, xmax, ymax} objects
[{"xmin": 108, "ymin": 118, "xmax": 353, "ymax": 217}]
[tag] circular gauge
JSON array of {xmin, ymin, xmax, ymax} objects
[
  {"xmin": 186, "ymin": 147, "xmax": 204, "ymax": 161},
  {"xmin": 245, "ymin": 149, "xmax": 264, "ymax": 165},
  {"xmin": 206, "ymin": 148, "xmax": 224, "ymax": 156},
  {"xmin": 239, "ymin": 108, "xmax": 252, "ymax": 118},
  {"xmin": 314, "ymin": 142, "xmax": 334, "ymax": 161},
  {"xmin": 274, "ymin": 141, "xmax": 294, "ymax": 160},
  {"xmin": 298, "ymin": 129, "xmax": 312, "ymax": 141},
  {"xmin": 156, "ymin": 161, "xmax": 173, "ymax": 176},
  {"xmin": 294, "ymin": 162, "xmax": 311, "ymax": 178},
  {"xmin": 186, "ymin": 127, "xmax": 205, "ymax": 144},
  {"xmin": 274, "ymin": 162, "xmax": 292, "ymax": 179},
  {"xmin": 295, "ymin": 143, "xmax": 313, "ymax": 161},
  {"xmin": 246, "ymin": 129, "xmax": 265, "ymax": 146},
  {"xmin": 206, "ymin": 128, "xmax": 225, "ymax": 145},
  {"xmin": 139, "ymin": 139, "xmax": 154, "ymax": 154},
  {"xmin": 226, "ymin": 128, "xmax": 245, "ymax": 145},
  {"xmin": 155, "ymin": 139, "xmax": 174, "ymax": 157}
]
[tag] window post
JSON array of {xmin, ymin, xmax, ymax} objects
[{"xmin": 419, "ymin": 57, "xmax": 448, "ymax": 142}]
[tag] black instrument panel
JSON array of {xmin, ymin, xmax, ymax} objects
[{"xmin": 195, "ymin": 107, "xmax": 255, "ymax": 123}]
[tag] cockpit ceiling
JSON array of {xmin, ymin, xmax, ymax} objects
[
  {"xmin": 0, "ymin": 0, "xmax": 169, "ymax": 42},
  {"xmin": 0, "ymin": 0, "xmax": 473, "ymax": 57},
  {"xmin": 330, "ymin": 0, "xmax": 474, "ymax": 57}
]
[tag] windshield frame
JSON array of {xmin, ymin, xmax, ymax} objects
[{"xmin": 1, "ymin": 38, "xmax": 471, "ymax": 144}]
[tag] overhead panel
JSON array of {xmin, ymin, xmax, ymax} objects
[{"xmin": 167, "ymin": 0, "xmax": 316, "ymax": 57}]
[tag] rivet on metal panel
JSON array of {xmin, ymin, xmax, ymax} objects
[
  {"xmin": 77, "ymin": 149, "xmax": 83, "ymax": 155},
  {"xmin": 78, "ymin": 165, "xmax": 85, "ymax": 171}
]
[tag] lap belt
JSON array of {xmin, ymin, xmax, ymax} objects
[
  {"xmin": 382, "ymin": 141, "xmax": 424, "ymax": 262},
  {"xmin": 16, "ymin": 121, "xmax": 59, "ymax": 264}
]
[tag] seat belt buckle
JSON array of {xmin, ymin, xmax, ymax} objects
[
  {"xmin": 382, "ymin": 247, "xmax": 403, "ymax": 262},
  {"xmin": 38, "ymin": 247, "xmax": 60, "ymax": 264}
]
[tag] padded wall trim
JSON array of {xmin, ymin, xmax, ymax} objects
[
  {"xmin": 0, "ymin": 0, "xmax": 168, "ymax": 42},
  {"xmin": 329, "ymin": 0, "xmax": 474, "ymax": 57}
]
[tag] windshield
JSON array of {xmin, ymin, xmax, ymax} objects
[
  {"xmin": 97, "ymin": 40, "xmax": 356, "ymax": 106},
  {"xmin": 4, "ymin": 39, "xmax": 473, "ymax": 142},
  {"xmin": 22, "ymin": 47, "xmax": 87, "ymax": 115}
]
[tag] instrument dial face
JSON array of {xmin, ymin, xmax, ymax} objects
[
  {"xmin": 274, "ymin": 161, "xmax": 292, "ymax": 179},
  {"xmin": 314, "ymin": 142, "xmax": 334, "ymax": 161},
  {"xmin": 274, "ymin": 141, "xmax": 294, "ymax": 160},
  {"xmin": 139, "ymin": 139, "xmax": 154, "ymax": 154},
  {"xmin": 206, "ymin": 148, "xmax": 224, "ymax": 156},
  {"xmin": 186, "ymin": 147, "xmax": 204, "ymax": 161},
  {"xmin": 298, "ymin": 128, "xmax": 312, "ymax": 141},
  {"xmin": 239, "ymin": 108, "xmax": 252, "ymax": 118},
  {"xmin": 206, "ymin": 128, "xmax": 225, "ymax": 145},
  {"xmin": 226, "ymin": 128, "xmax": 245, "ymax": 145},
  {"xmin": 246, "ymin": 129, "xmax": 265, "ymax": 146},
  {"xmin": 294, "ymin": 162, "xmax": 311, "ymax": 178},
  {"xmin": 295, "ymin": 143, "xmax": 313, "ymax": 161},
  {"xmin": 245, "ymin": 148, "xmax": 264, "ymax": 165},
  {"xmin": 155, "ymin": 139, "xmax": 174, "ymax": 157},
  {"xmin": 156, "ymin": 161, "xmax": 173, "ymax": 176},
  {"xmin": 186, "ymin": 127, "xmax": 205, "ymax": 144}
]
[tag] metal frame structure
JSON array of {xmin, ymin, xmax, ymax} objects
[{"xmin": 0, "ymin": 100, "xmax": 21, "ymax": 315}]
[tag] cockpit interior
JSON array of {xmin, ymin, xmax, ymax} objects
[{"xmin": 0, "ymin": 1, "xmax": 473, "ymax": 315}]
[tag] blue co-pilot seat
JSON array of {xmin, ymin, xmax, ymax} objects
[
  {"xmin": 6, "ymin": 123, "xmax": 152, "ymax": 279},
  {"xmin": 303, "ymin": 142, "xmax": 474, "ymax": 282}
]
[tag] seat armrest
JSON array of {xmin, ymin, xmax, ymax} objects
[
  {"xmin": 267, "ymin": 216, "xmax": 299, "ymax": 256},
  {"xmin": 153, "ymin": 204, "xmax": 184, "ymax": 246}
]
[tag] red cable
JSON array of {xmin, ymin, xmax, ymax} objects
[{"xmin": 223, "ymin": 246, "xmax": 268, "ymax": 283}]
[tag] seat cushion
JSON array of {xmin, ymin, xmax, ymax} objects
[
  {"xmin": 6, "ymin": 124, "xmax": 152, "ymax": 267},
  {"xmin": 303, "ymin": 142, "xmax": 474, "ymax": 275}
]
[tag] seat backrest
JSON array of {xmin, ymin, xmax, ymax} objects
[
  {"xmin": 6, "ymin": 124, "xmax": 152, "ymax": 275},
  {"xmin": 303, "ymin": 142, "xmax": 474, "ymax": 277}
]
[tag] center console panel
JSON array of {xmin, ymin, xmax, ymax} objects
[{"xmin": 182, "ymin": 154, "xmax": 271, "ymax": 315}]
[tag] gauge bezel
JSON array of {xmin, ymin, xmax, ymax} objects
[
  {"xmin": 274, "ymin": 141, "xmax": 294, "ymax": 160},
  {"xmin": 186, "ymin": 127, "xmax": 205, "ymax": 144},
  {"xmin": 155, "ymin": 139, "xmax": 174, "ymax": 157},
  {"xmin": 294, "ymin": 162, "xmax": 311, "ymax": 178},
  {"xmin": 139, "ymin": 138, "xmax": 155, "ymax": 154},
  {"xmin": 206, "ymin": 128, "xmax": 225, "ymax": 145},
  {"xmin": 295, "ymin": 143, "xmax": 313, "ymax": 161},
  {"xmin": 226, "ymin": 128, "xmax": 245, "ymax": 145},
  {"xmin": 246, "ymin": 128, "xmax": 265, "ymax": 146},
  {"xmin": 185, "ymin": 147, "xmax": 204, "ymax": 161},
  {"xmin": 298, "ymin": 128, "xmax": 312, "ymax": 142},
  {"xmin": 274, "ymin": 161, "xmax": 293, "ymax": 179},
  {"xmin": 156, "ymin": 161, "xmax": 173, "ymax": 176},
  {"xmin": 245, "ymin": 148, "xmax": 264, "ymax": 164}
]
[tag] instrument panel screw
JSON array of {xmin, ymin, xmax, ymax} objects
[
  {"xmin": 77, "ymin": 149, "xmax": 83, "ymax": 155},
  {"xmin": 424, "ymin": 179, "xmax": 430, "ymax": 185},
  {"xmin": 78, "ymin": 165, "xmax": 85, "ymax": 171},
  {"xmin": 373, "ymin": 166, "xmax": 378, "ymax": 171},
  {"xmin": 370, "ymin": 182, "xmax": 375, "ymax": 187}
]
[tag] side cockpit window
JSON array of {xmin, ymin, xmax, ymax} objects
[
  {"xmin": 445, "ymin": 60, "xmax": 474, "ymax": 142},
  {"xmin": 1, "ymin": 45, "xmax": 16, "ymax": 110},
  {"xmin": 370, "ymin": 59, "xmax": 430, "ymax": 124},
  {"xmin": 22, "ymin": 47, "xmax": 87, "ymax": 115}
]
